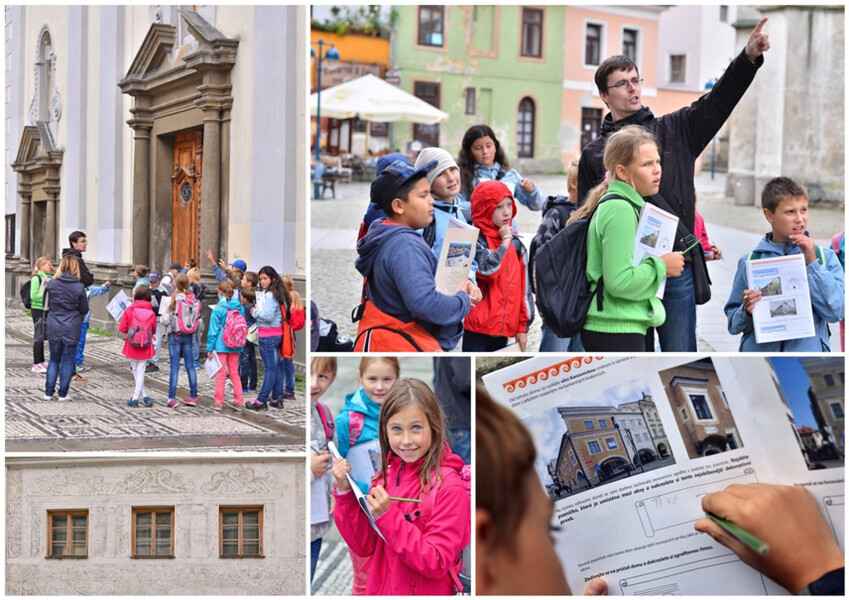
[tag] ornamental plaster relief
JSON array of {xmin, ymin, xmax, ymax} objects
[
  {"xmin": 115, "ymin": 466, "xmax": 195, "ymax": 494},
  {"xmin": 7, "ymin": 470, "xmax": 23, "ymax": 558},
  {"xmin": 26, "ymin": 472, "xmax": 114, "ymax": 497},
  {"xmin": 200, "ymin": 466, "xmax": 282, "ymax": 494}
]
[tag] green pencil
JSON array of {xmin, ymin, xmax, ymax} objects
[
  {"xmin": 389, "ymin": 497, "xmax": 422, "ymax": 503},
  {"xmin": 706, "ymin": 512, "xmax": 770, "ymax": 556},
  {"xmin": 679, "ymin": 239, "xmax": 702, "ymax": 255}
]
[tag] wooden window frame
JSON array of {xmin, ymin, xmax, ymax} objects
[
  {"xmin": 46, "ymin": 510, "xmax": 88, "ymax": 558},
  {"xmin": 520, "ymin": 7, "xmax": 544, "ymax": 59},
  {"xmin": 132, "ymin": 506, "xmax": 175, "ymax": 559},
  {"xmin": 584, "ymin": 22, "xmax": 603, "ymax": 67},
  {"xmin": 465, "ymin": 87, "xmax": 476, "ymax": 115},
  {"xmin": 622, "ymin": 28, "xmax": 638, "ymax": 63},
  {"xmin": 219, "ymin": 506, "xmax": 264, "ymax": 558},
  {"xmin": 516, "ymin": 96, "xmax": 535, "ymax": 158},
  {"xmin": 669, "ymin": 54, "xmax": 686, "ymax": 83},
  {"xmin": 417, "ymin": 6, "xmax": 445, "ymax": 48}
]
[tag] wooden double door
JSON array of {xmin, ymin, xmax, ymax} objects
[{"xmin": 171, "ymin": 130, "xmax": 203, "ymax": 267}]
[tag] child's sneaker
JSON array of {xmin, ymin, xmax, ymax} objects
[
  {"xmin": 32, "ymin": 363, "xmax": 45, "ymax": 373},
  {"xmin": 142, "ymin": 396, "xmax": 155, "ymax": 407},
  {"xmin": 167, "ymin": 398, "xmax": 179, "ymax": 408},
  {"xmin": 43, "ymin": 393, "xmax": 54, "ymax": 400},
  {"xmin": 244, "ymin": 400, "xmax": 268, "ymax": 411},
  {"xmin": 126, "ymin": 398, "xmax": 139, "ymax": 408},
  {"xmin": 282, "ymin": 391, "xmax": 295, "ymax": 399},
  {"xmin": 58, "ymin": 395, "xmax": 71, "ymax": 402},
  {"xmin": 212, "ymin": 403, "xmax": 223, "ymax": 412},
  {"xmin": 269, "ymin": 398, "xmax": 284, "ymax": 409},
  {"xmin": 181, "ymin": 397, "xmax": 198, "ymax": 407}
]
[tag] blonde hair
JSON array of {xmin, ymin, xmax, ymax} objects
[
  {"xmin": 33, "ymin": 256, "xmax": 51, "ymax": 276},
  {"xmin": 281, "ymin": 275, "xmax": 303, "ymax": 311},
  {"xmin": 568, "ymin": 125, "xmax": 657, "ymax": 225},
  {"xmin": 358, "ymin": 357, "xmax": 401, "ymax": 378},
  {"xmin": 218, "ymin": 280, "xmax": 234, "ymax": 301},
  {"xmin": 311, "ymin": 356, "xmax": 337, "ymax": 381},
  {"xmin": 169, "ymin": 273, "xmax": 190, "ymax": 312},
  {"xmin": 187, "ymin": 267, "xmax": 201, "ymax": 283},
  {"xmin": 54, "ymin": 256, "xmax": 80, "ymax": 279},
  {"xmin": 565, "ymin": 157, "xmax": 580, "ymax": 183}
]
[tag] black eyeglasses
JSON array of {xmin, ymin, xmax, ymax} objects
[{"xmin": 608, "ymin": 77, "xmax": 644, "ymax": 91}]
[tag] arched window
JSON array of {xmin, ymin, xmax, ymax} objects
[{"xmin": 517, "ymin": 97, "xmax": 535, "ymax": 158}]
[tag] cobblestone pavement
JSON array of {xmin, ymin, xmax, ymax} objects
[
  {"xmin": 312, "ymin": 172, "xmax": 844, "ymax": 353},
  {"xmin": 5, "ymin": 309, "xmax": 306, "ymax": 452}
]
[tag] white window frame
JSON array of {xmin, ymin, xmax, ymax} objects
[{"xmin": 583, "ymin": 20, "xmax": 605, "ymax": 69}]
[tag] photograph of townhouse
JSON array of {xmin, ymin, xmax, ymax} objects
[
  {"xmin": 659, "ymin": 358, "xmax": 744, "ymax": 459},
  {"xmin": 769, "ymin": 357, "xmax": 845, "ymax": 470},
  {"xmin": 523, "ymin": 381, "xmax": 676, "ymax": 501}
]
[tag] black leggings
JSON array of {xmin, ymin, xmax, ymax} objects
[
  {"xmin": 31, "ymin": 308, "xmax": 45, "ymax": 364},
  {"xmin": 580, "ymin": 329, "xmax": 646, "ymax": 352}
]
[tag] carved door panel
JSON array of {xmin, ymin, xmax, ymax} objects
[{"xmin": 171, "ymin": 131, "xmax": 203, "ymax": 267}]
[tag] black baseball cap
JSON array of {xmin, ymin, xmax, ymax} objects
[{"xmin": 370, "ymin": 160, "xmax": 437, "ymax": 212}]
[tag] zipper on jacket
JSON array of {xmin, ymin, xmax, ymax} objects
[
  {"xmin": 499, "ymin": 252, "xmax": 510, "ymax": 335},
  {"xmin": 396, "ymin": 461, "xmax": 404, "ymax": 486}
]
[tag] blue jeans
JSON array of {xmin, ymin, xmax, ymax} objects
[
  {"xmin": 257, "ymin": 336, "xmax": 284, "ymax": 403},
  {"xmin": 46, "ymin": 339, "xmax": 77, "ymax": 398},
  {"xmin": 168, "ymin": 333, "xmax": 197, "ymax": 399},
  {"xmin": 75, "ymin": 321, "xmax": 89, "ymax": 366},
  {"xmin": 539, "ymin": 322, "xmax": 585, "ymax": 352},
  {"xmin": 239, "ymin": 343, "xmax": 258, "ymax": 389},
  {"xmin": 191, "ymin": 328, "xmax": 200, "ymax": 366},
  {"xmin": 646, "ymin": 263, "xmax": 698, "ymax": 352},
  {"xmin": 310, "ymin": 538, "xmax": 322, "ymax": 582},
  {"xmin": 282, "ymin": 357, "xmax": 295, "ymax": 395},
  {"xmin": 447, "ymin": 428, "xmax": 471, "ymax": 464}
]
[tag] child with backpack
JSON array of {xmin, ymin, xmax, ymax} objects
[
  {"xmin": 119, "ymin": 285, "xmax": 157, "ymax": 407},
  {"xmin": 281, "ymin": 275, "xmax": 304, "ymax": 400},
  {"xmin": 335, "ymin": 357, "xmax": 400, "ymax": 595},
  {"xmin": 186, "ymin": 267, "xmax": 207, "ymax": 370},
  {"xmin": 26, "ymin": 256, "xmax": 53, "ymax": 373},
  {"xmin": 569, "ymin": 125, "xmax": 684, "ymax": 351},
  {"xmin": 206, "ymin": 280, "xmax": 247, "ymax": 409},
  {"xmin": 725, "ymin": 176, "xmax": 844, "ymax": 351},
  {"xmin": 414, "ymin": 147, "xmax": 469, "ymax": 259},
  {"xmin": 310, "ymin": 356, "xmax": 337, "ymax": 583},
  {"xmin": 239, "ymin": 285, "xmax": 259, "ymax": 394},
  {"xmin": 158, "ymin": 273, "xmax": 199, "ymax": 408},
  {"xmin": 245, "ymin": 265, "xmax": 289, "ymax": 411},
  {"xmin": 463, "ymin": 180, "xmax": 530, "ymax": 352},
  {"xmin": 456, "ymin": 124, "xmax": 543, "ymax": 221},
  {"xmin": 332, "ymin": 378, "xmax": 471, "ymax": 596}
]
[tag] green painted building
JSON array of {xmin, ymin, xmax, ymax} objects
[{"xmin": 394, "ymin": 5, "xmax": 565, "ymax": 173}]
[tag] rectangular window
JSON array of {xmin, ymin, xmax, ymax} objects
[
  {"xmin": 418, "ymin": 6, "xmax": 444, "ymax": 47},
  {"xmin": 580, "ymin": 107, "xmax": 603, "ymax": 150},
  {"xmin": 587, "ymin": 441, "xmax": 601, "ymax": 454},
  {"xmin": 521, "ymin": 8, "xmax": 543, "ymax": 58},
  {"xmin": 622, "ymin": 28, "xmax": 638, "ymax": 62},
  {"xmin": 47, "ymin": 510, "xmax": 88, "ymax": 557},
  {"xmin": 606, "ymin": 437, "xmax": 618, "ymax": 450},
  {"xmin": 689, "ymin": 394, "xmax": 713, "ymax": 420},
  {"xmin": 133, "ymin": 507, "xmax": 174, "ymax": 558},
  {"xmin": 599, "ymin": 419, "xmax": 607, "ymax": 428},
  {"xmin": 670, "ymin": 54, "xmax": 686, "ymax": 83},
  {"xmin": 824, "ymin": 374, "xmax": 835, "ymax": 386},
  {"xmin": 465, "ymin": 87, "xmax": 476, "ymax": 115},
  {"xmin": 831, "ymin": 403, "xmax": 844, "ymax": 419},
  {"xmin": 652, "ymin": 428, "xmax": 657, "ymax": 437},
  {"xmin": 584, "ymin": 420, "xmax": 594, "ymax": 430},
  {"xmin": 585, "ymin": 23, "xmax": 602, "ymax": 66},
  {"xmin": 569, "ymin": 450, "xmax": 577, "ymax": 465},
  {"xmin": 413, "ymin": 81, "xmax": 441, "ymax": 148},
  {"xmin": 220, "ymin": 507, "xmax": 263, "ymax": 557},
  {"xmin": 719, "ymin": 5, "xmax": 728, "ymax": 22}
]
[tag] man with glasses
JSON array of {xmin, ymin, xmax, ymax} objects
[
  {"xmin": 577, "ymin": 18, "xmax": 771, "ymax": 352},
  {"xmin": 62, "ymin": 231, "xmax": 94, "ymax": 287}
]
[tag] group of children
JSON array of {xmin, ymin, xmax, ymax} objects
[
  {"xmin": 351, "ymin": 124, "xmax": 844, "ymax": 353},
  {"xmin": 31, "ymin": 252, "xmax": 305, "ymax": 409},
  {"xmin": 310, "ymin": 357, "xmax": 470, "ymax": 595}
]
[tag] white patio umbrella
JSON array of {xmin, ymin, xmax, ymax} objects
[{"xmin": 309, "ymin": 73, "xmax": 449, "ymax": 124}]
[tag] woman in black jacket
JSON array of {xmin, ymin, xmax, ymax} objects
[{"xmin": 43, "ymin": 256, "xmax": 88, "ymax": 401}]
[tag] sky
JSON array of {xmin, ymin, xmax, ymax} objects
[{"xmin": 769, "ymin": 357, "xmax": 817, "ymax": 430}]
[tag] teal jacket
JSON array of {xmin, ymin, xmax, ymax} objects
[
  {"xmin": 584, "ymin": 180, "xmax": 667, "ymax": 334},
  {"xmin": 206, "ymin": 295, "xmax": 246, "ymax": 354}
]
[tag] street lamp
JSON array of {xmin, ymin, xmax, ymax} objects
[{"xmin": 311, "ymin": 40, "xmax": 340, "ymax": 161}]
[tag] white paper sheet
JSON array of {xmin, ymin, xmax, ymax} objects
[
  {"xmin": 204, "ymin": 351, "xmax": 222, "ymax": 378},
  {"xmin": 310, "ymin": 441, "xmax": 331, "ymax": 525},
  {"xmin": 328, "ymin": 441, "xmax": 386, "ymax": 542},
  {"xmin": 633, "ymin": 202, "xmax": 678, "ymax": 299},
  {"xmin": 746, "ymin": 254, "xmax": 816, "ymax": 343},
  {"xmin": 435, "ymin": 218, "xmax": 479, "ymax": 294},
  {"xmin": 105, "ymin": 289, "xmax": 130, "ymax": 321}
]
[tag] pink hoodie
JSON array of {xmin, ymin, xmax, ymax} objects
[{"xmin": 334, "ymin": 445, "xmax": 470, "ymax": 595}]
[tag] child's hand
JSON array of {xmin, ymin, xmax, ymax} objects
[
  {"xmin": 498, "ymin": 224, "xmax": 512, "ymax": 240},
  {"xmin": 516, "ymin": 332, "xmax": 528, "ymax": 352},
  {"xmin": 519, "ymin": 178, "xmax": 535, "ymax": 194},
  {"xmin": 206, "ymin": 250, "xmax": 216, "ymax": 265},
  {"xmin": 218, "ymin": 258, "xmax": 228, "ymax": 270},
  {"xmin": 741, "ymin": 289, "xmax": 762, "ymax": 315},
  {"xmin": 366, "ymin": 485, "xmax": 391, "ymax": 518},
  {"xmin": 331, "ymin": 458, "xmax": 352, "ymax": 493},
  {"xmin": 711, "ymin": 246, "xmax": 723, "ymax": 260},
  {"xmin": 660, "ymin": 252, "xmax": 685, "ymax": 277},
  {"xmin": 788, "ymin": 234, "xmax": 817, "ymax": 265},
  {"xmin": 310, "ymin": 450, "xmax": 331, "ymax": 478},
  {"xmin": 457, "ymin": 280, "xmax": 482, "ymax": 305}
]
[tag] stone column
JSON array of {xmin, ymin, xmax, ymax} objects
[
  {"xmin": 45, "ymin": 196, "xmax": 57, "ymax": 261},
  {"xmin": 18, "ymin": 189, "xmax": 31, "ymax": 264},
  {"xmin": 198, "ymin": 101, "xmax": 221, "ymax": 260},
  {"xmin": 128, "ymin": 112, "xmax": 153, "ymax": 264}
]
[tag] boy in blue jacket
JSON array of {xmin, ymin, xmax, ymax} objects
[
  {"xmin": 725, "ymin": 176, "xmax": 844, "ymax": 351},
  {"xmin": 354, "ymin": 160, "xmax": 481, "ymax": 351}
]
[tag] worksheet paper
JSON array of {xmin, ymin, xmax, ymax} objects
[
  {"xmin": 633, "ymin": 202, "xmax": 678, "ymax": 299},
  {"xmin": 310, "ymin": 441, "xmax": 330, "ymax": 525},
  {"xmin": 435, "ymin": 218, "xmax": 478, "ymax": 294},
  {"xmin": 746, "ymin": 254, "xmax": 816, "ymax": 343},
  {"xmin": 105, "ymin": 289, "xmax": 130, "ymax": 321},
  {"xmin": 483, "ymin": 356, "xmax": 844, "ymax": 596},
  {"xmin": 327, "ymin": 441, "xmax": 386, "ymax": 542},
  {"xmin": 345, "ymin": 439, "xmax": 381, "ymax": 488}
]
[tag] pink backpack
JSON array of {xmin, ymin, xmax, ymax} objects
[
  {"xmin": 222, "ymin": 308, "xmax": 248, "ymax": 349},
  {"xmin": 127, "ymin": 307, "xmax": 156, "ymax": 348},
  {"xmin": 171, "ymin": 293, "xmax": 200, "ymax": 334}
]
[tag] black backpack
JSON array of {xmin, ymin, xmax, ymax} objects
[
  {"xmin": 528, "ymin": 196, "xmax": 578, "ymax": 294},
  {"xmin": 533, "ymin": 193, "xmax": 635, "ymax": 338},
  {"xmin": 20, "ymin": 274, "xmax": 42, "ymax": 309}
]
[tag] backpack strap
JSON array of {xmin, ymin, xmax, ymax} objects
[
  {"xmin": 348, "ymin": 411, "xmax": 366, "ymax": 447},
  {"xmin": 315, "ymin": 402, "xmax": 335, "ymax": 443}
]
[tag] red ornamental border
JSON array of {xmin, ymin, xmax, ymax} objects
[{"xmin": 502, "ymin": 356, "xmax": 604, "ymax": 393}]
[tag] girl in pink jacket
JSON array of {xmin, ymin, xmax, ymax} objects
[
  {"xmin": 119, "ymin": 285, "xmax": 157, "ymax": 408},
  {"xmin": 332, "ymin": 379, "xmax": 470, "ymax": 595}
]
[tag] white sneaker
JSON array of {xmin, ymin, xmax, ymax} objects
[
  {"xmin": 32, "ymin": 364, "xmax": 44, "ymax": 373},
  {"xmin": 57, "ymin": 395, "xmax": 71, "ymax": 402},
  {"xmin": 43, "ymin": 394, "xmax": 54, "ymax": 400}
]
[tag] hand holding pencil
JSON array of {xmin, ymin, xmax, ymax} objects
[{"xmin": 694, "ymin": 483, "xmax": 844, "ymax": 594}]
